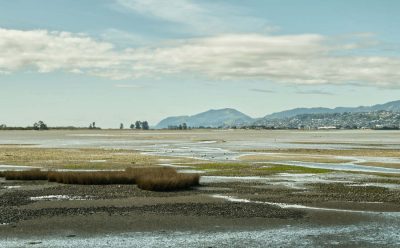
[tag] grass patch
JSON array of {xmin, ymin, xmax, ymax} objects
[
  {"xmin": 0, "ymin": 147, "xmax": 162, "ymax": 169},
  {"xmin": 240, "ymin": 148, "xmax": 400, "ymax": 158},
  {"xmin": 239, "ymin": 154, "xmax": 352, "ymax": 164},
  {"xmin": 0, "ymin": 167, "xmax": 200, "ymax": 191},
  {"xmin": 290, "ymin": 141, "xmax": 387, "ymax": 147},
  {"xmin": 194, "ymin": 163, "xmax": 251, "ymax": 170},
  {"xmin": 258, "ymin": 164, "xmax": 331, "ymax": 174},
  {"xmin": 185, "ymin": 162, "xmax": 331, "ymax": 176}
]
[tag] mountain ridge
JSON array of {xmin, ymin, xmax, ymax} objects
[
  {"xmin": 264, "ymin": 100, "xmax": 400, "ymax": 119},
  {"xmin": 155, "ymin": 108, "xmax": 253, "ymax": 129},
  {"xmin": 155, "ymin": 100, "xmax": 400, "ymax": 128}
]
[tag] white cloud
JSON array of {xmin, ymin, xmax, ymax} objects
[
  {"xmin": 131, "ymin": 33, "xmax": 400, "ymax": 87},
  {"xmin": 1, "ymin": 27, "xmax": 400, "ymax": 88},
  {"xmin": 0, "ymin": 28, "xmax": 131, "ymax": 76},
  {"xmin": 114, "ymin": 0, "xmax": 270, "ymax": 35}
]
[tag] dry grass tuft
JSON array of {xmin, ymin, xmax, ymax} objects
[
  {"xmin": 0, "ymin": 167, "xmax": 200, "ymax": 191},
  {"xmin": 47, "ymin": 171, "xmax": 135, "ymax": 185},
  {"xmin": 127, "ymin": 167, "xmax": 199, "ymax": 191},
  {"xmin": 136, "ymin": 173, "xmax": 200, "ymax": 191},
  {"xmin": 3, "ymin": 169, "xmax": 48, "ymax": 180}
]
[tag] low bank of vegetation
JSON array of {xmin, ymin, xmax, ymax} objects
[{"xmin": 0, "ymin": 168, "xmax": 200, "ymax": 191}]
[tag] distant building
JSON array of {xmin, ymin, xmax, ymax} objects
[{"xmin": 317, "ymin": 126, "xmax": 337, "ymax": 130}]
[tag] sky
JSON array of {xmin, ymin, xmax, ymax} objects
[{"xmin": 1, "ymin": 0, "xmax": 400, "ymax": 128}]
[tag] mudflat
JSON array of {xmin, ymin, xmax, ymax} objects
[{"xmin": 1, "ymin": 129, "xmax": 400, "ymax": 247}]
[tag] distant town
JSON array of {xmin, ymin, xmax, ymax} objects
[
  {"xmin": 165, "ymin": 111, "xmax": 400, "ymax": 130},
  {"xmin": 1, "ymin": 110, "xmax": 399, "ymax": 131},
  {"xmin": 249, "ymin": 111, "xmax": 400, "ymax": 130},
  {"xmin": 2, "ymin": 100, "xmax": 400, "ymax": 131}
]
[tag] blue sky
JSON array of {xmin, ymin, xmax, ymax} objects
[{"xmin": 1, "ymin": 0, "xmax": 400, "ymax": 127}]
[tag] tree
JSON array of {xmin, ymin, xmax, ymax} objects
[
  {"xmin": 135, "ymin": 121, "xmax": 142, "ymax": 129},
  {"xmin": 120, "ymin": 123, "xmax": 124, "ymax": 129},
  {"xmin": 130, "ymin": 124, "xmax": 135, "ymax": 129},
  {"xmin": 33, "ymin": 121, "xmax": 48, "ymax": 130},
  {"xmin": 92, "ymin": 122, "xmax": 96, "ymax": 128},
  {"xmin": 89, "ymin": 123, "xmax": 93, "ymax": 129},
  {"xmin": 182, "ymin": 123, "xmax": 187, "ymax": 130},
  {"xmin": 142, "ymin": 121, "xmax": 149, "ymax": 130}
]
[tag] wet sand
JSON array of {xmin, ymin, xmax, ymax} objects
[
  {"xmin": 1, "ymin": 130, "xmax": 400, "ymax": 247},
  {"xmin": 1, "ymin": 175, "xmax": 400, "ymax": 247}
]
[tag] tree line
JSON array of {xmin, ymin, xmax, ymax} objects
[
  {"xmin": 0, "ymin": 121, "xmax": 49, "ymax": 130},
  {"xmin": 121, "ymin": 121, "xmax": 149, "ymax": 130},
  {"xmin": 0, "ymin": 120, "xmax": 152, "ymax": 130},
  {"xmin": 167, "ymin": 123, "xmax": 188, "ymax": 130}
]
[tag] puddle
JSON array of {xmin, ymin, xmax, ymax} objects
[
  {"xmin": 3, "ymin": 225, "xmax": 400, "ymax": 248},
  {"xmin": 3, "ymin": 186, "xmax": 22, "ymax": 189},
  {"xmin": 158, "ymin": 163, "xmax": 190, "ymax": 168},
  {"xmin": 212, "ymin": 194, "xmax": 253, "ymax": 203},
  {"xmin": 211, "ymin": 194, "xmax": 398, "ymax": 214},
  {"xmin": 197, "ymin": 141, "xmax": 218, "ymax": 144},
  {"xmin": 270, "ymin": 161, "xmax": 400, "ymax": 174},
  {"xmin": 30, "ymin": 195, "xmax": 91, "ymax": 201},
  {"xmin": 201, "ymin": 173, "xmax": 356, "ymax": 188}
]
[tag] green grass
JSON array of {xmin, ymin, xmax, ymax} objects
[
  {"xmin": 257, "ymin": 164, "xmax": 331, "ymax": 174},
  {"xmin": 194, "ymin": 163, "xmax": 251, "ymax": 170},
  {"xmin": 186, "ymin": 162, "xmax": 331, "ymax": 176}
]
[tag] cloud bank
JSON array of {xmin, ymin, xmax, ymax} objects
[{"xmin": 1, "ymin": 28, "xmax": 400, "ymax": 88}]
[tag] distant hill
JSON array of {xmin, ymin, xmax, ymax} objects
[
  {"xmin": 155, "ymin": 108, "xmax": 253, "ymax": 129},
  {"xmin": 264, "ymin": 100, "xmax": 400, "ymax": 119},
  {"xmin": 155, "ymin": 100, "xmax": 400, "ymax": 129}
]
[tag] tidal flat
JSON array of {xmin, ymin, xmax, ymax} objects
[{"xmin": 1, "ymin": 129, "xmax": 400, "ymax": 247}]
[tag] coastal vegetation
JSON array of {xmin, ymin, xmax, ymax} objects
[
  {"xmin": 0, "ymin": 120, "xmax": 151, "ymax": 130},
  {"xmin": 187, "ymin": 162, "xmax": 332, "ymax": 176},
  {"xmin": 0, "ymin": 147, "xmax": 162, "ymax": 168},
  {"xmin": 239, "ymin": 148, "xmax": 400, "ymax": 158},
  {"xmin": 1, "ymin": 167, "xmax": 200, "ymax": 191}
]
